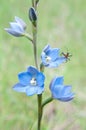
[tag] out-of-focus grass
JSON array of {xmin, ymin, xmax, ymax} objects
[{"xmin": 0, "ymin": 0, "xmax": 86, "ymax": 130}]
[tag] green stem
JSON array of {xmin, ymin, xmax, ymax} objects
[
  {"xmin": 36, "ymin": 0, "xmax": 39, "ymax": 4},
  {"xmin": 32, "ymin": 0, "xmax": 35, "ymax": 7},
  {"xmin": 37, "ymin": 94, "xmax": 42, "ymax": 130},
  {"xmin": 31, "ymin": 1, "xmax": 42, "ymax": 130},
  {"xmin": 24, "ymin": 33, "xmax": 33, "ymax": 43},
  {"xmin": 32, "ymin": 24, "xmax": 38, "ymax": 69},
  {"xmin": 42, "ymin": 97, "xmax": 53, "ymax": 108}
]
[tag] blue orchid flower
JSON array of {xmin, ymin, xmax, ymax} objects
[
  {"xmin": 41, "ymin": 45, "xmax": 66, "ymax": 68},
  {"xmin": 5, "ymin": 16, "xmax": 26, "ymax": 37},
  {"xmin": 13, "ymin": 66, "xmax": 45, "ymax": 96},
  {"xmin": 50, "ymin": 76, "xmax": 74, "ymax": 102}
]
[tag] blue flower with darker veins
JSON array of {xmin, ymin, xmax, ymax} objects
[
  {"xmin": 50, "ymin": 76, "xmax": 74, "ymax": 102},
  {"xmin": 5, "ymin": 16, "xmax": 26, "ymax": 37},
  {"xmin": 41, "ymin": 45, "xmax": 66, "ymax": 68},
  {"xmin": 13, "ymin": 66, "xmax": 45, "ymax": 96}
]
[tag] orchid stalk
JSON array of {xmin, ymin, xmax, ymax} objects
[{"xmin": 30, "ymin": 1, "xmax": 42, "ymax": 130}]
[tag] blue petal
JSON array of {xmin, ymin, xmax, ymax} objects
[
  {"xmin": 13, "ymin": 83, "xmax": 28, "ymax": 92},
  {"xmin": 43, "ymin": 44, "xmax": 51, "ymax": 53},
  {"xmin": 57, "ymin": 96, "xmax": 74, "ymax": 102},
  {"xmin": 36, "ymin": 73, "xmax": 45, "ymax": 86},
  {"xmin": 47, "ymin": 61, "xmax": 59, "ymax": 68},
  {"xmin": 48, "ymin": 57, "xmax": 66, "ymax": 68},
  {"xmin": 52, "ymin": 85, "xmax": 71, "ymax": 98},
  {"xmin": 51, "ymin": 84, "xmax": 74, "ymax": 101},
  {"xmin": 15, "ymin": 16, "xmax": 26, "ymax": 30},
  {"xmin": 54, "ymin": 77, "xmax": 64, "ymax": 85},
  {"xmin": 52, "ymin": 85, "xmax": 64, "ymax": 98},
  {"xmin": 5, "ymin": 28, "xmax": 23, "ymax": 37},
  {"xmin": 50, "ymin": 77, "xmax": 57, "ymax": 90},
  {"xmin": 62, "ymin": 86, "xmax": 72, "ymax": 96},
  {"xmin": 58, "ymin": 97, "xmax": 74, "ymax": 102},
  {"xmin": 47, "ymin": 49, "xmax": 60, "ymax": 61},
  {"xmin": 50, "ymin": 77, "xmax": 64, "ymax": 91},
  {"xmin": 26, "ymin": 86, "xmax": 38, "ymax": 96},
  {"xmin": 41, "ymin": 52, "xmax": 49, "ymax": 66},
  {"xmin": 10, "ymin": 22, "xmax": 24, "ymax": 32},
  {"xmin": 56, "ymin": 57, "xmax": 66, "ymax": 64},
  {"xmin": 26, "ymin": 84, "xmax": 44, "ymax": 96},
  {"xmin": 27, "ymin": 66, "xmax": 39, "ymax": 76},
  {"xmin": 37, "ymin": 84, "xmax": 44, "ymax": 94},
  {"xmin": 18, "ymin": 72, "xmax": 31, "ymax": 86}
]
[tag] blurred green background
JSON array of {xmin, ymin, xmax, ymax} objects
[{"xmin": 0, "ymin": 0, "xmax": 86, "ymax": 130}]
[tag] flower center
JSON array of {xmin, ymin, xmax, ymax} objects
[
  {"xmin": 46, "ymin": 56, "xmax": 51, "ymax": 62},
  {"xmin": 30, "ymin": 78, "xmax": 37, "ymax": 86}
]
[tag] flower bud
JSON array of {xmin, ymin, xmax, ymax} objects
[
  {"xmin": 29, "ymin": 7, "xmax": 37, "ymax": 22},
  {"xmin": 5, "ymin": 16, "xmax": 26, "ymax": 37}
]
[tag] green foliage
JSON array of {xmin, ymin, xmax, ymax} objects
[{"xmin": 0, "ymin": 0, "xmax": 86, "ymax": 129}]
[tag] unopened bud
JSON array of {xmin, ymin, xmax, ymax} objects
[{"xmin": 29, "ymin": 7, "xmax": 37, "ymax": 22}]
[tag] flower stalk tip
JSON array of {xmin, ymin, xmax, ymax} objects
[{"xmin": 29, "ymin": 7, "xmax": 37, "ymax": 22}]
